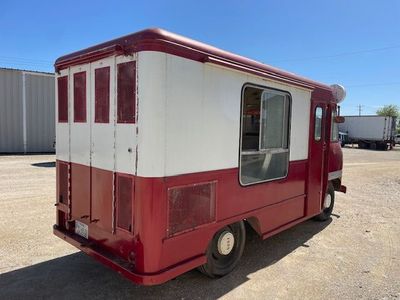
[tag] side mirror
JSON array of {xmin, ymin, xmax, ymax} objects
[{"xmin": 335, "ymin": 116, "xmax": 345, "ymax": 123}]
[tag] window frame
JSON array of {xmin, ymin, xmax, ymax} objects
[{"xmin": 239, "ymin": 83, "xmax": 292, "ymax": 186}]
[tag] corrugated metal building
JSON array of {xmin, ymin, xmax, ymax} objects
[{"xmin": 0, "ymin": 68, "xmax": 55, "ymax": 153}]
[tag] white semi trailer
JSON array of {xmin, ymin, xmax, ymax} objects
[{"xmin": 338, "ymin": 115, "xmax": 397, "ymax": 150}]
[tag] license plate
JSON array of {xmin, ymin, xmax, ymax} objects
[{"xmin": 75, "ymin": 220, "xmax": 88, "ymax": 239}]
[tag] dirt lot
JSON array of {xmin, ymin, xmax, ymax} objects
[{"xmin": 0, "ymin": 147, "xmax": 399, "ymax": 299}]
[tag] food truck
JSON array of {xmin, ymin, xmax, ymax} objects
[{"xmin": 53, "ymin": 28, "xmax": 346, "ymax": 285}]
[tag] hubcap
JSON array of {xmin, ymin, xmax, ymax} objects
[
  {"xmin": 217, "ymin": 231, "xmax": 235, "ymax": 255},
  {"xmin": 323, "ymin": 193, "xmax": 332, "ymax": 209}
]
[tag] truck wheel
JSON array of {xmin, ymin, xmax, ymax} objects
[
  {"xmin": 370, "ymin": 142, "xmax": 377, "ymax": 150},
  {"xmin": 198, "ymin": 221, "xmax": 246, "ymax": 278},
  {"xmin": 314, "ymin": 183, "xmax": 335, "ymax": 222}
]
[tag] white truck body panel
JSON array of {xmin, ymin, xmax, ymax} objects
[
  {"xmin": 338, "ymin": 115, "xmax": 396, "ymax": 142},
  {"xmin": 136, "ymin": 51, "xmax": 312, "ymax": 177},
  {"xmin": 57, "ymin": 51, "xmax": 312, "ymax": 177}
]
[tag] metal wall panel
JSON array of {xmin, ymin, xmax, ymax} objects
[
  {"xmin": 25, "ymin": 73, "xmax": 55, "ymax": 152},
  {"xmin": 0, "ymin": 68, "xmax": 55, "ymax": 153},
  {"xmin": 0, "ymin": 69, "xmax": 23, "ymax": 153}
]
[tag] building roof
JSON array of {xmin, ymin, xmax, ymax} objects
[
  {"xmin": 0, "ymin": 67, "xmax": 54, "ymax": 76},
  {"xmin": 55, "ymin": 28, "xmax": 332, "ymax": 91}
]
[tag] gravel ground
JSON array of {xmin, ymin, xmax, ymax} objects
[{"xmin": 0, "ymin": 147, "xmax": 399, "ymax": 299}]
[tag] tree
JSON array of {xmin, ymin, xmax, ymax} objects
[
  {"xmin": 376, "ymin": 104, "xmax": 400, "ymax": 133},
  {"xmin": 376, "ymin": 104, "xmax": 399, "ymax": 117}
]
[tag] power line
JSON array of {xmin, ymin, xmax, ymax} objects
[
  {"xmin": 0, "ymin": 55, "xmax": 53, "ymax": 64},
  {"xmin": 346, "ymin": 82, "xmax": 400, "ymax": 88},
  {"xmin": 0, "ymin": 61, "xmax": 52, "ymax": 69},
  {"xmin": 271, "ymin": 45, "xmax": 400, "ymax": 63},
  {"xmin": 0, "ymin": 55, "xmax": 54, "ymax": 71},
  {"xmin": 0, "ymin": 60, "xmax": 51, "ymax": 67}
]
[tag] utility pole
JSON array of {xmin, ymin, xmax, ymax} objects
[{"xmin": 358, "ymin": 104, "xmax": 362, "ymax": 116}]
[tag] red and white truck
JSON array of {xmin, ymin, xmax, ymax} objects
[{"xmin": 53, "ymin": 28, "xmax": 346, "ymax": 285}]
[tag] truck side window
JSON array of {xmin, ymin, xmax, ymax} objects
[
  {"xmin": 314, "ymin": 107, "xmax": 322, "ymax": 141},
  {"xmin": 240, "ymin": 86, "xmax": 290, "ymax": 185},
  {"xmin": 331, "ymin": 109, "xmax": 339, "ymax": 141}
]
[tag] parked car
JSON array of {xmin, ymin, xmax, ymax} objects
[
  {"xmin": 339, "ymin": 131, "xmax": 349, "ymax": 147},
  {"xmin": 395, "ymin": 134, "xmax": 400, "ymax": 145}
]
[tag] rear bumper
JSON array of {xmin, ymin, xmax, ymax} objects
[{"xmin": 53, "ymin": 225, "xmax": 206, "ymax": 285}]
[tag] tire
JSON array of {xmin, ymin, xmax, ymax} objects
[
  {"xmin": 198, "ymin": 221, "xmax": 246, "ymax": 278},
  {"xmin": 370, "ymin": 142, "xmax": 377, "ymax": 150},
  {"xmin": 314, "ymin": 183, "xmax": 335, "ymax": 222},
  {"xmin": 358, "ymin": 141, "xmax": 366, "ymax": 149},
  {"xmin": 375, "ymin": 142, "xmax": 387, "ymax": 151}
]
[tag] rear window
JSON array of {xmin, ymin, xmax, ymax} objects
[
  {"xmin": 117, "ymin": 61, "xmax": 136, "ymax": 123},
  {"xmin": 57, "ymin": 76, "xmax": 68, "ymax": 123},
  {"xmin": 95, "ymin": 67, "xmax": 110, "ymax": 123},
  {"xmin": 73, "ymin": 72, "xmax": 87, "ymax": 123}
]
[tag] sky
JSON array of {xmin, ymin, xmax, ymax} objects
[{"xmin": 0, "ymin": 0, "xmax": 399, "ymax": 115}]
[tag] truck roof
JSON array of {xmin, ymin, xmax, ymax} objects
[{"xmin": 55, "ymin": 28, "xmax": 332, "ymax": 91}]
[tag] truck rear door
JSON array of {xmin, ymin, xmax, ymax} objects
[
  {"xmin": 70, "ymin": 64, "xmax": 91, "ymax": 222},
  {"xmin": 89, "ymin": 57, "xmax": 115, "ymax": 232},
  {"xmin": 66, "ymin": 55, "xmax": 137, "ymax": 234}
]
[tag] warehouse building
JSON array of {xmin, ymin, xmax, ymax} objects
[{"xmin": 0, "ymin": 68, "xmax": 55, "ymax": 153}]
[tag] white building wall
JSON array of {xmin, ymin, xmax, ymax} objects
[
  {"xmin": 25, "ymin": 73, "xmax": 55, "ymax": 152},
  {"xmin": 0, "ymin": 68, "xmax": 55, "ymax": 153}
]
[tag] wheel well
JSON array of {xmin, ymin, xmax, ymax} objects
[
  {"xmin": 331, "ymin": 178, "xmax": 341, "ymax": 191},
  {"xmin": 245, "ymin": 217, "xmax": 262, "ymax": 236}
]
